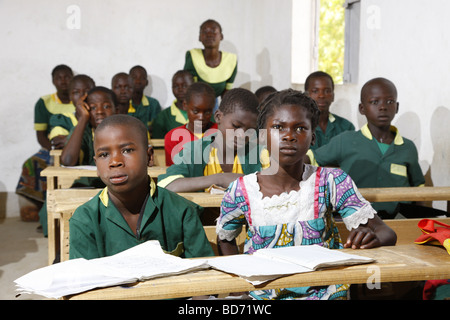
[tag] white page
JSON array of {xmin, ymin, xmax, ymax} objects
[
  {"xmin": 254, "ymin": 245, "xmax": 374, "ymax": 270},
  {"xmin": 61, "ymin": 165, "xmax": 97, "ymax": 170}
]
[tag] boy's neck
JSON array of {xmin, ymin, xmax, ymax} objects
[
  {"xmin": 108, "ymin": 182, "xmax": 150, "ymax": 215},
  {"xmin": 367, "ymin": 123, "xmax": 395, "ymax": 144},
  {"xmin": 132, "ymin": 91, "xmax": 143, "ymax": 105}
]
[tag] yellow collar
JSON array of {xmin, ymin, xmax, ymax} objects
[
  {"xmin": 361, "ymin": 123, "xmax": 404, "ymax": 145},
  {"xmin": 170, "ymin": 100, "xmax": 188, "ymax": 124},
  {"xmin": 99, "ymin": 177, "xmax": 156, "ymax": 207},
  {"xmin": 128, "ymin": 95, "xmax": 150, "ymax": 113},
  {"xmin": 203, "ymin": 147, "xmax": 243, "ymax": 176},
  {"xmin": 190, "ymin": 48, "xmax": 237, "ymax": 84}
]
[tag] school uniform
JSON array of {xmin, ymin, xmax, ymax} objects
[
  {"xmin": 128, "ymin": 95, "xmax": 162, "ymax": 131},
  {"xmin": 164, "ymin": 123, "xmax": 218, "ymax": 166},
  {"xmin": 311, "ymin": 113, "xmax": 355, "ymax": 150},
  {"xmin": 157, "ymin": 133, "xmax": 262, "ymax": 189},
  {"xmin": 151, "ymin": 100, "xmax": 189, "ymax": 139},
  {"xmin": 48, "ymin": 112, "xmax": 78, "ymax": 140},
  {"xmin": 308, "ymin": 124, "xmax": 425, "ymax": 215},
  {"xmin": 184, "ymin": 48, "xmax": 237, "ymax": 98},
  {"xmin": 34, "ymin": 93, "xmax": 75, "ymax": 135},
  {"xmin": 69, "ymin": 179, "xmax": 214, "ymax": 259}
]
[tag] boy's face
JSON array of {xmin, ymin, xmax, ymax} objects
[
  {"xmin": 359, "ymin": 81, "xmax": 399, "ymax": 129},
  {"xmin": 306, "ymin": 77, "xmax": 334, "ymax": 113},
  {"xmin": 265, "ymin": 104, "xmax": 315, "ymax": 166},
  {"xmin": 129, "ymin": 68, "xmax": 148, "ymax": 92},
  {"xmin": 215, "ymin": 108, "xmax": 258, "ymax": 151},
  {"xmin": 112, "ymin": 75, "xmax": 131, "ymax": 105},
  {"xmin": 70, "ymin": 80, "xmax": 93, "ymax": 106},
  {"xmin": 199, "ymin": 21, "xmax": 223, "ymax": 48},
  {"xmin": 52, "ymin": 70, "xmax": 73, "ymax": 94},
  {"xmin": 86, "ymin": 91, "xmax": 115, "ymax": 128},
  {"xmin": 94, "ymin": 124, "xmax": 152, "ymax": 196},
  {"xmin": 172, "ymin": 74, "xmax": 194, "ymax": 104},
  {"xmin": 184, "ymin": 93, "xmax": 215, "ymax": 132}
]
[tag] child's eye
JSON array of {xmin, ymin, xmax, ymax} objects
[
  {"xmin": 387, "ymin": 100, "xmax": 395, "ymax": 104},
  {"xmin": 370, "ymin": 100, "xmax": 378, "ymax": 105},
  {"xmin": 122, "ymin": 148, "xmax": 133, "ymax": 154},
  {"xmin": 296, "ymin": 127, "xmax": 306, "ymax": 133},
  {"xmin": 97, "ymin": 152, "xmax": 108, "ymax": 158},
  {"xmin": 271, "ymin": 124, "xmax": 282, "ymax": 130}
]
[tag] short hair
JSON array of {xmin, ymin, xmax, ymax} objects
[
  {"xmin": 69, "ymin": 74, "xmax": 95, "ymax": 91},
  {"xmin": 87, "ymin": 86, "xmax": 118, "ymax": 107},
  {"xmin": 200, "ymin": 19, "xmax": 222, "ymax": 33},
  {"xmin": 185, "ymin": 82, "xmax": 216, "ymax": 104},
  {"xmin": 172, "ymin": 70, "xmax": 194, "ymax": 82},
  {"xmin": 219, "ymin": 88, "xmax": 259, "ymax": 116},
  {"xmin": 95, "ymin": 114, "xmax": 148, "ymax": 148},
  {"xmin": 257, "ymin": 89, "xmax": 320, "ymax": 131},
  {"xmin": 51, "ymin": 64, "xmax": 73, "ymax": 77},
  {"xmin": 360, "ymin": 77, "xmax": 397, "ymax": 102},
  {"xmin": 111, "ymin": 72, "xmax": 128, "ymax": 86},
  {"xmin": 255, "ymin": 86, "xmax": 277, "ymax": 101},
  {"xmin": 129, "ymin": 65, "xmax": 147, "ymax": 77},
  {"xmin": 304, "ymin": 71, "xmax": 335, "ymax": 91}
]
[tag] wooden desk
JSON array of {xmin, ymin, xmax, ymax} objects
[
  {"xmin": 149, "ymin": 139, "xmax": 164, "ymax": 147},
  {"xmin": 65, "ymin": 244, "xmax": 450, "ymax": 300},
  {"xmin": 41, "ymin": 165, "xmax": 167, "ymax": 190}
]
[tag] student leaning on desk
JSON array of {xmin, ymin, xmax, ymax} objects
[{"xmin": 69, "ymin": 114, "xmax": 214, "ymax": 259}]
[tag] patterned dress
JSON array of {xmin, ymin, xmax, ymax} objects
[{"xmin": 216, "ymin": 164, "xmax": 376, "ymax": 300}]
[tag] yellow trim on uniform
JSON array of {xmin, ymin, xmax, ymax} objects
[
  {"xmin": 203, "ymin": 147, "xmax": 244, "ymax": 176},
  {"xmin": 361, "ymin": 123, "xmax": 404, "ymax": 145},
  {"xmin": 48, "ymin": 112, "xmax": 78, "ymax": 140},
  {"xmin": 390, "ymin": 163, "xmax": 407, "ymax": 177},
  {"xmin": 170, "ymin": 100, "xmax": 188, "ymax": 124},
  {"xmin": 157, "ymin": 174, "xmax": 185, "ymax": 189},
  {"xmin": 190, "ymin": 48, "xmax": 237, "ymax": 84}
]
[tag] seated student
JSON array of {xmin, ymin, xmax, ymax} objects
[
  {"xmin": 164, "ymin": 82, "xmax": 218, "ymax": 166},
  {"xmin": 38, "ymin": 86, "xmax": 117, "ymax": 239},
  {"xmin": 254, "ymin": 85, "xmax": 277, "ymax": 104},
  {"xmin": 184, "ymin": 19, "xmax": 238, "ymax": 111},
  {"xmin": 128, "ymin": 65, "xmax": 162, "ymax": 134},
  {"xmin": 307, "ymin": 77, "xmax": 425, "ymax": 218},
  {"xmin": 152, "ymin": 70, "xmax": 194, "ymax": 139},
  {"xmin": 69, "ymin": 114, "xmax": 214, "ymax": 259},
  {"xmin": 111, "ymin": 72, "xmax": 131, "ymax": 114},
  {"xmin": 216, "ymin": 89, "xmax": 396, "ymax": 300},
  {"xmin": 16, "ymin": 65, "xmax": 74, "ymax": 221},
  {"xmin": 304, "ymin": 71, "xmax": 355, "ymax": 149},
  {"xmin": 48, "ymin": 74, "xmax": 96, "ymax": 149},
  {"xmin": 158, "ymin": 88, "xmax": 262, "ymax": 193}
]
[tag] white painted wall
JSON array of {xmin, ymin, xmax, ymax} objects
[{"xmin": 1, "ymin": 0, "xmax": 449, "ymax": 215}]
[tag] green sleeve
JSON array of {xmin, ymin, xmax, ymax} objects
[
  {"xmin": 312, "ymin": 134, "xmax": 343, "ymax": 167},
  {"xmin": 69, "ymin": 206, "xmax": 100, "ymax": 260},
  {"xmin": 183, "ymin": 50, "xmax": 199, "ymax": 80},
  {"xmin": 34, "ymin": 98, "xmax": 49, "ymax": 131}
]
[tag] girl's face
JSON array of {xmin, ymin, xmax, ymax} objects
[
  {"xmin": 265, "ymin": 104, "xmax": 315, "ymax": 166},
  {"xmin": 184, "ymin": 93, "xmax": 215, "ymax": 133}
]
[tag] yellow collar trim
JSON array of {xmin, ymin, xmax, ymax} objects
[
  {"xmin": 328, "ymin": 113, "xmax": 336, "ymax": 123},
  {"xmin": 128, "ymin": 95, "xmax": 150, "ymax": 113},
  {"xmin": 361, "ymin": 123, "xmax": 404, "ymax": 145},
  {"xmin": 99, "ymin": 177, "xmax": 156, "ymax": 207},
  {"xmin": 170, "ymin": 100, "xmax": 188, "ymax": 124},
  {"xmin": 190, "ymin": 48, "xmax": 237, "ymax": 84},
  {"xmin": 203, "ymin": 147, "xmax": 243, "ymax": 177}
]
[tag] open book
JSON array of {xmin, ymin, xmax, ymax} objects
[
  {"xmin": 207, "ymin": 245, "xmax": 375, "ymax": 285},
  {"xmin": 14, "ymin": 240, "xmax": 209, "ymax": 299}
]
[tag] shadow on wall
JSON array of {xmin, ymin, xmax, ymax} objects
[
  {"xmin": 144, "ymin": 74, "xmax": 168, "ymax": 107},
  {"xmin": 236, "ymin": 47, "xmax": 274, "ymax": 92}
]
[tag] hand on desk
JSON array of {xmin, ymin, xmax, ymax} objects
[{"xmin": 344, "ymin": 215, "xmax": 397, "ymax": 249}]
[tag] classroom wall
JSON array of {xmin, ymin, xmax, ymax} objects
[{"xmin": 1, "ymin": 0, "xmax": 449, "ymax": 216}]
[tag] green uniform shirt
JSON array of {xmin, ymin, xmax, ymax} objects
[
  {"xmin": 309, "ymin": 124, "xmax": 425, "ymax": 215},
  {"xmin": 151, "ymin": 100, "xmax": 188, "ymax": 139},
  {"xmin": 34, "ymin": 93, "xmax": 75, "ymax": 135},
  {"xmin": 311, "ymin": 113, "xmax": 355, "ymax": 150},
  {"xmin": 69, "ymin": 181, "xmax": 214, "ymax": 259},
  {"xmin": 48, "ymin": 112, "xmax": 78, "ymax": 140},
  {"xmin": 157, "ymin": 133, "xmax": 262, "ymax": 188},
  {"xmin": 128, "ymin": 95, "xmax": 162, "ymax": 130},
  {"xmin": 184, "ymin": 48, "xmax": 237, "ymax": 97}
]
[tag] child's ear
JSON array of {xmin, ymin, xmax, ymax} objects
[
  {"xmin": 214, "ymin": 109, "xmax": 223, "ymax": 124},
  {"xmin": 147, "ymin": 145, "xmax": 154, "ymax": 167},
  {"xmin": 310, "ymin": 132, "xmax": 316, "ymax": 147},
  {"xmin": 358, "ymin": 103, "xmax": 365, "ymax": 115},
  {"xmin": 396, "ymin": 102, "xmax": 400, "ymax": 114}
]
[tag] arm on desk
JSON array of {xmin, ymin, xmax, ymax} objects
[
  {"xmin": 344, "ymin": 215, "xmax": 397, "ymax": 249},
  {"xmin": 164, "ymin": 173, "xmax": 242, "ymax": 193}
]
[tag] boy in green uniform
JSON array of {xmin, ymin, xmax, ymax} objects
[
  {"xmin": 304, "ymin": 71, "xmax": 355, "ymax": 150},
  {"xmin": 307, "ymin": 77, "xmax": 425, "ymax": 218},
  {"xmin": 111, "ymin": 72, "xmax": 131, "ymax": 115},
  {"xmin": 157, "ymin": 88, "xmax": 263, "ymax": 193},
  {"xmin": 69, "ymin": 114, "xmax": 214, "ymax": 259},
  {"xmin": 151, "ymin": 70, "xmax": 194, "ymax": 139},
  {"xmin": 128, "ymin": 65, "xmax": 162, "ymax": 134}
]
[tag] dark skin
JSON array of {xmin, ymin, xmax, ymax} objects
[
  {"xmin": 165, "ymin": 107, "xmax": 258, "ymax": 193},
  {"xmin": 111, "ymin": 73, "xmax": 132, "ymax": 114},
  {"xmin": 129, "ymin": 67, "xmax": 148, "ymax": 106},
  {"xmin": 61, "ymin": 91, "xmax": 115, "ymax": 166},
  {"xmin": 199, "ymin": 20, "xmax": 228, "ymax": 98},
  {"xmin": 172, "ymin": 73, "xmax": 194, "ymax": 111},
  {"xmin": 306, "ymin": 76, "xmax": 334, "ymax": 133},
  {"xmin": 36, "ymin": 69, "xmax": 73, "ymax": 150},
  {"xmin": 219, "ymin": 104, "xmax": 397, "ymax": 255},
  {"xmin": 94, "ymin": 124, "xmax": 153, "ymax": 234}
]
